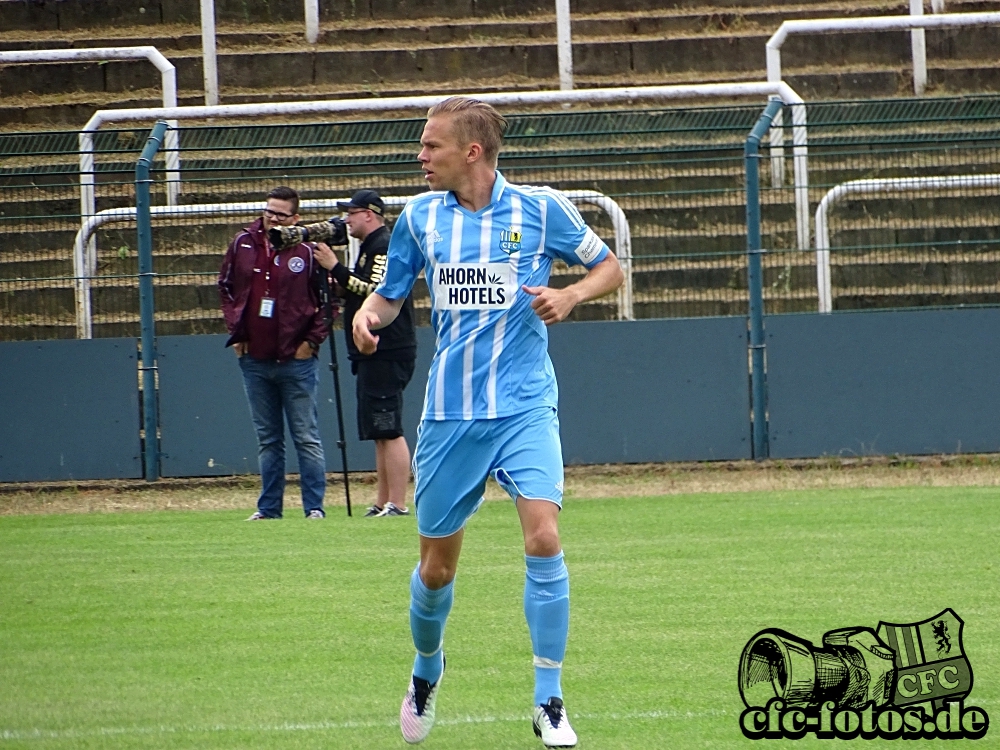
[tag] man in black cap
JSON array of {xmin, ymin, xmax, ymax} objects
[{"xmin": 313, "ymin": 189, "xmax": 417, "ymax": 517}]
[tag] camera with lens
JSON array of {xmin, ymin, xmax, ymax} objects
[
  {"xmin": 739, "ymin": 627, "xmax": 896, "ymax": 709},
  {"xmin": 268, "ymin": 216, "xmax": 349, "ymax": 250}
]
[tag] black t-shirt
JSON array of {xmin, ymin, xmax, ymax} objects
[{"xmin": 330, "ymin": 224, "xmax": 416, "ymax": 362}]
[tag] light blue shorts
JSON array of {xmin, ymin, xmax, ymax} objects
[{"xmin": 412, "ymin": 405, "xmax": 564, "ymax": 538}]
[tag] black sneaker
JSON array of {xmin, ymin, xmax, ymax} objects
[
  {"xmin": 378, "ymin": 502, "xmax": 410, "ymax": 517},
  {"xmin": 363, "ymin": 505, "xmax": 384, "ymax": 517}
]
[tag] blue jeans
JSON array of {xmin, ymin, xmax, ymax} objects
[{"xmin": 239, "ymin": 355, "xmax": 326, "ymax": 517}]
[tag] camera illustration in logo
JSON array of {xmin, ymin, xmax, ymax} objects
[
  {"xmin": 738, "ymin": 610, "xmax": 988, "ymax": 740},
  {"xmin": 740, "ymin": 626, "xmax": 896, "ymax": 710}
]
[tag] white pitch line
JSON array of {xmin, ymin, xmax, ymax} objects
[{"xmin": 0, "ymin": 708, "xmax": 730, "ymax": 741}]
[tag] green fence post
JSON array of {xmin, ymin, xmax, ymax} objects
[
  {"xmin": 136, "ymin": 120, "xmax": 169, "ymax": 481},
  {"xmin": 745, "ymin": 99, "xmax": 782, "ymax": 461}
]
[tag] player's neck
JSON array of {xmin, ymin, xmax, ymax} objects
[{"xmin": 452, "ymin": 168, "xmax": 496, "ymax": 213}]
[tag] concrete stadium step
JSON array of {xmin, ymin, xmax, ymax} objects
[
  {"xmin": 3, "ymin": 0, "xmax": 1000, "ymax": 129},
  {"xmin": 7, "ymin": 60, "xmax": 1000, "ymax": 129},
  {"xmin": 5, "ymin": 26, "xmax": 1000, "ymax": 100},
  {"xmin": 4, "ymin": 188, "xmax": 996, "ymax": 264},
  {"xmin": 11, "ymin": 1, "xmax": 995, "ymax": 51},
  {"xmin": 4, "ymin": 0, "xmax": 981, "ymax": 32}
]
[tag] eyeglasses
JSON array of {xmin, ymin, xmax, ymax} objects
[
  {"xmin": 263, "ymin": 208, "xmax": 295, "ymax": 220},
  {"xmin": 345, "ymin": 209, "xmax": 370, "ymax": 217}
]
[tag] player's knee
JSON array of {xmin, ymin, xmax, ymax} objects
[
  {"xmin": 419, "ymin": 560, "xmax": 457, "ymax": 589},
  {"xmin": 523, "ymin": 526, "xmax": 561, "ymax": 558}
]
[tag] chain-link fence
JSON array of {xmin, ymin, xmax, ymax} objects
[
  {"xmin": 1, "ymin": 104, "xmax": 766, "ymax": 341},
  {"xmin": 0, "ymin": 128, "xmax": 147, "ymax": 339},
  {"xmin": 4, "ymin": 95, "xmax": 1000, "ymax": 341},
  {"xmin": 761, "ymin": 95, "xmax": 1000, "ymax": 314}
]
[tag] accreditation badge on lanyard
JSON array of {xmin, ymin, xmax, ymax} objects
[{"xmin": 257, "ymin": 244, "xmax": 277, "ymax": 318}]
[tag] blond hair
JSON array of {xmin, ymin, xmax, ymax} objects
[{"xmin": 427, "ymin": 97, "xmax": 508, "ymax": 167}]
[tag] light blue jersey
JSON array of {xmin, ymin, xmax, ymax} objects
[{"xmin": 377, "ymin": 171, "xmax": 609, "ymax": 421}]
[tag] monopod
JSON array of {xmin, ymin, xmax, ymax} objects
[{"xmin": 317, "ymin": 267, "xmax": 352, "ymax": 516}]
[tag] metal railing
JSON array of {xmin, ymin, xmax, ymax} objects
[
  {"xmin": 745, "ymin": 99, "xmax": 783, "ymax": 461},
  {"xmin": 0, "ymin": 47, "xmax": 181, "ymax": 207},
  {"xmin": 199, "ymin": 0, "xmax": 218, "ymax": 106},
  {"xmin": 556, "ymin": 0, "xmax": 573, "ymax": 91},
  {"xmin": 814, "ymin": 174, "xmax": 1000, "ymax": 313},
  {"xmin": 71, "ymin": 192, "xmax": 633, "ymax": 339},
  {"xmin": 766, "ymin": 11, "xmax": 1000, "ymax": 97},
  {"xmin": 765, "ymin": 10, "xmax": 1000, "ymax": 189},
  {"xmin": 76, "ymin": 82, "xmax": 810, "ymax": 284}
]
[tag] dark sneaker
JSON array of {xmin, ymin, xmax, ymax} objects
[
  {"xmin": 363, "ymin": 505, "xmax": 385, "ymax": 517},
  {"xmin": 532, "ymin": 697, "xmax": 577, "ymax": 748},
  {"xmin": 378, "ymin": 502, "xmax": 410, "ymax": 517}
]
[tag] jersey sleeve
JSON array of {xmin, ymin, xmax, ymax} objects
[
  {"xmin": 542, "ymin": 190, "xmax": 610, "ymax": 269},
  {"xmin": 376, "ymin": 204, "xmax": 426, "ymax": 300}
]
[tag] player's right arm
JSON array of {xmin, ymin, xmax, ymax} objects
[
  {"xmin": 353, "ymin": 201, "xmax": 426, "ymax": 355},
  {"xmin": 353, "ymin": 293, "xmax": 405, "ymax": 355}
]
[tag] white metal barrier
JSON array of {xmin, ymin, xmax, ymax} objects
[
  {"xmin": 912, "ymin": 0, "xmax": 956, "ymax": 93},
  {"xmin": 76, "ymin": 82, "xmax": 810, "ymax": 277},
  {"xmin": 0, "ymin": 47, "xmax": 181, "ymax": 208},
  {"xmin": 765, "ymin": 11, "xmax": 1000, "ymax": 188},
  {"xmin": 813, "ymin": 174, "xmax": 1000, "ymax": 313},
  {"xmin": 555, "ymin": 0, "xmax": 573, "ymax": 90},
  {"xmin": 305, "ymin": 0, "xmax": 320, "ymax": 44},
  {"xmin": 766, "ymin": 11, "xmax": 1000, "ymax": 96},
  {"xmin": 71, "ymin": 192, "xmax": 633, "ymax": 338},
  {"xmin": 910, "ymin": 0, "xmax": 929, "ymax": 95},
  {"xmin": 200, "ymin": 0, "xmax": 219, "ymax": 105}
]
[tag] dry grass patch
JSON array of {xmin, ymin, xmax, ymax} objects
[{"xmin": 3, "ymin": 454, "xmax": 1000, "ymax": 516}]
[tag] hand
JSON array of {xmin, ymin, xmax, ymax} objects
[
  {"xmin": 352, "ymin": 309, "xmax": 382, "ymax": 355},
  {"xmin": 313, "ymin": 242, "xmax": 339, "ymax": 270},
  {"xmin": 521, "ymin": 284, "xmax": 580, "ymax": 325},
  {"xmin": 233, "ymin": 342, "xmax": 247, "ymax": 357},
  {"xmin": 294, "ymin": 340, "xmax": 315, "ymax": 360}
]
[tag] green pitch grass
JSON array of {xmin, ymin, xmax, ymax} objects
[{"xmin": 1, "ymin": 487, "xmax": 997, "ymax": 749}]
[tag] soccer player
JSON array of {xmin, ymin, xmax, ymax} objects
[{"xmin": 352, "ymin": 96, "xmax": 624, "ymax": 748}]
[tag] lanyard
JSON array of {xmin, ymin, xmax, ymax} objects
[{"xmin": 256, "ymin": 243, "xmax": 276, "ymax": 296}]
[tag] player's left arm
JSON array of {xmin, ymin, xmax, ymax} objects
[
  {"xmin": 522, "ymin": 251, "xmax": 623, "ymax": 325},
  {"xmin": 524, "ymin": 193, "xmax": 625, "ymax": 325}
]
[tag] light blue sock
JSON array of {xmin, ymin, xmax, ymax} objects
[
  {"xmin": 409, "ymin": 565, "xmax": 453, "ymax": 685},
  {"xmin": 524, "ymin": 552, "xmax": 569, "ymax": 706}
]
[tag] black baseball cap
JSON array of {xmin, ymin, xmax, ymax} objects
[{"xmin": 337, "ymin": 189, "xmax": 384, "ymax": 216}]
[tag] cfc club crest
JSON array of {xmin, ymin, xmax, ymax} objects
[
  {"xmin": 876, "ymin": 609, "xmax": 973, "ymax": 713},
  {"xmin": 499, "ymin": 227, "xmax": 522, "ymax": 254}
]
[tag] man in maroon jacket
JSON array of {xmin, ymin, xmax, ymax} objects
[{"xmin": 219, "ymin": 186, "xmax": 329, "ymax": 520}]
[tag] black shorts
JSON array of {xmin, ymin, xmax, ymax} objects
[{"xmin": 352, "ymin": 358, "xmax": 416, "ymax": 441}]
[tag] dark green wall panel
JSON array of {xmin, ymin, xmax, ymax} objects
[{"xmin": 0, "ymin": 338, "xmax": 141, "ymax": 481}]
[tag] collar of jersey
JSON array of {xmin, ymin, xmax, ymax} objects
[{"xmin": 442, "ymin": 170, "xmax": 507, "ymax": 213}]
